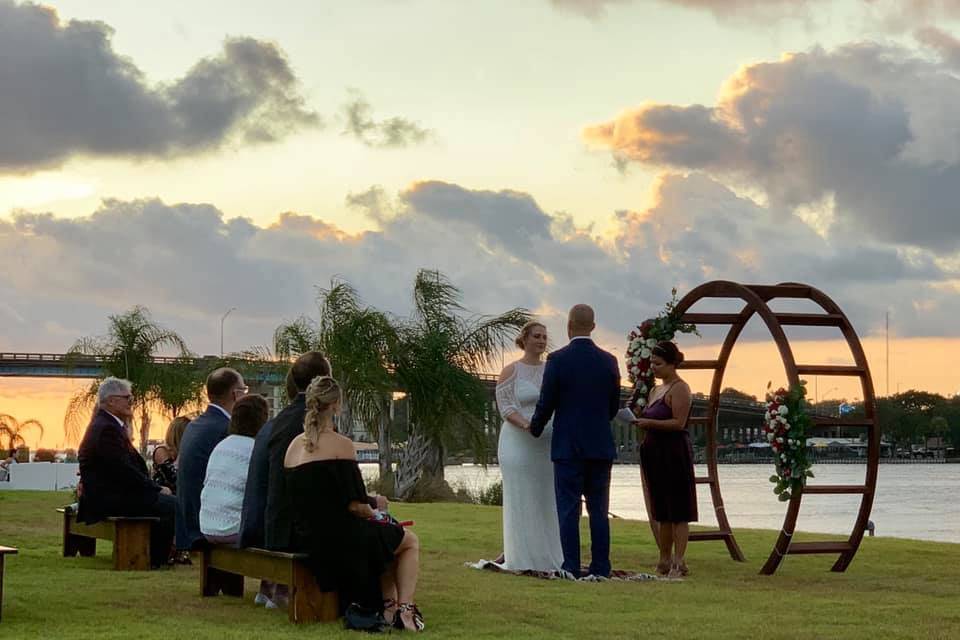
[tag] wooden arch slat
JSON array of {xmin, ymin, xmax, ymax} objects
[{"xmin": 666, "ymin": 281, "xmax": 878, "ymax": 575}]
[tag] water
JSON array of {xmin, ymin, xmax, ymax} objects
[{"xmin": 366, "ymin": 464, "xmax": 960, "ymax": 543}]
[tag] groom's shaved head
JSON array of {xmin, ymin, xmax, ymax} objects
[{"xmin": 568, "ymin": 304, "xmax": 595, "ymax": 336}]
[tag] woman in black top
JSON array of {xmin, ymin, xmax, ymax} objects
[{"xmin": 284, "ymin": 376, "xmax": 424, "ymax": 631}]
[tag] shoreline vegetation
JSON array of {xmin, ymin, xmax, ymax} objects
[{"xmin": 1, "ymin": 491, "xmax": 957, "ymax": 639}]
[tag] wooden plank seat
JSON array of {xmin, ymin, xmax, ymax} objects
[
  {"xmin": 58, "ymin": 506, "xmax": 157, "ymax": 571},
  {"xmin": 201, "ymin": 545, "xmax": 339, "ymax": 624},
  {"xmin": 0, "ymin": 546, "xmax": 17, "ymax": 623}
]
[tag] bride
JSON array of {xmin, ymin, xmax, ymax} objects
[{"xmin": 493, "ymin": 321, "xmax": 564, "ymax": 571}]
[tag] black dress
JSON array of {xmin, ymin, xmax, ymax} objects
[
  {"xmin": 639, "ymin": 397, "xmax": 698, "ymax": 523},
  {"xmin": 285, "ymin": 459, "xmax": 404, "ymax": 610}
]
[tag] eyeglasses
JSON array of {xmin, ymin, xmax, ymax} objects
[{"xmin": 110, "ymin": 394, "xmax": 133, "ymax": 401}]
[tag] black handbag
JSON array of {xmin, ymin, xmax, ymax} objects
[{"xmin": 343, "ymin": 603, "xmax": 390, "ymax": 633}]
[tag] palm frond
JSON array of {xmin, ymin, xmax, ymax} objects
[
  {"xmin": 273, "ymin": 317, "xmax": 320, "ymax": 358},
  {"xmin": 413, "ymin": 269, "xmax": 464, "ymax": 331},
  {"xmin": 453, "ymin": 308, "xmax": 531, "ymax": 372},
  {"xmin": 63, "ymin": 383, "xmax": 99, "ymax": 445}
]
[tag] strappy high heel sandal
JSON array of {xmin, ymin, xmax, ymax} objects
[
  {"xmin": 655, "ymin": 560, "xmax": 672, "ymax": 576},
  {"xmin": 393, "ymin": 602, "xmax": 425, "ymax": 632}
]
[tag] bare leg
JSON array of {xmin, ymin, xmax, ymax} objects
[
  {"xmin": 657, "ymin": 522, "xmax": 674, "ymax": 575},
  {"xmin": 672, "ymin": 523, "xmax": 689, "ymax": 576},
  {"xmin": 381, "ymin": 560, "xmax": 398, "ymax": 619},
  {"xmin": 394, "ymin": 530, "xmax": 421, "ymax": 631}
]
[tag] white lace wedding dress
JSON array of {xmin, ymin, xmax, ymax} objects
[{"xmin": 494, "ymin": 361, "xmax": 564, "ymax": 571}]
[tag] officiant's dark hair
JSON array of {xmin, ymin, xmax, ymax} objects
[
  {"xmin": 652, "ymin": 341, "xmax": 684, "ymax": 365},
  {"xmin": 515, "ymin": 321, "xmax": 546, "ymax": 349}
]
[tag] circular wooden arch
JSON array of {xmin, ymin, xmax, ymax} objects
[{"xmin": 671, "ymin": 281, "xmax": 879, "ymax": 574}]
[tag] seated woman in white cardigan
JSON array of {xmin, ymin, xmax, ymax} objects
[{"xmin": 200, "ymin": 394, "xmax": 270, "ymax": 544}]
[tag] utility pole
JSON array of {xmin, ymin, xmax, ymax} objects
[
  {"xmin": 885, "ymin": 310, "xmax": 890, "ymax": 397},
  {"xmin": 220, "ymin": 307, "xmax": 236, "ymax": 357}
]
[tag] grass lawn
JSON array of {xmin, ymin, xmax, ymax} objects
[{"xmin": 1, "ymin": 490, "xmax": 958, "ymax": 639}]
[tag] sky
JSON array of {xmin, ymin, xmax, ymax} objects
[{"xmin": 3, "ymin": 0, "xmax": 960, "ymax": 446}]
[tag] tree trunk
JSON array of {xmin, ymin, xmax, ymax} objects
[
  {"xmin": 138, "ymin": 404, "xmax": 151, "ymax": 457},
  {"xmin": 377, "ymin": 396, "xmax": 394, "ymax": 492},
  {"xmin": 422, "ymin": 441, "xmax": 445, "ymax": 482},
  {"xmin": 394, "ymin": 432, "xmax": 432, "ymax": 500}
]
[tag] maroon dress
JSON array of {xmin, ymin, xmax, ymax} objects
[{"xmin": 639, "ymin": 393, "xmax": 698, "ymax": 523}]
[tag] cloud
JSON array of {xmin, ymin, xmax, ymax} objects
[
  {"xmin": 0, "ymin": 1, "xmax": 319, "ymax": 174},
  {"xmin": 2, "ymin": 175, "xmax": 957, "ymax": 358},
  {"xmin": 584, "ymin": 42, "xmax": 960, "ymax": 252},
  {"xmin": 551, "ymin": 0, "xmax": 960, "ymax": 27},
  {"xmin": 341, "ymin": 91, "xmax": 432, "ymax": 149},
  {"xmin": 916, "ymin": 26, "xmax": 960, "ymax": 67},
  {"xmin": 550, "ymin": 0, "xmax": 825, "ymax": 21}
]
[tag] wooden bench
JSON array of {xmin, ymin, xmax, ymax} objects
[
  {"xmin": 0, "ymin": 546, "xmax": 17, "ymax": 623},
  {"xmin": 201, "ymin": 545, "xmax": 338, "ymax": 624},
  {"xmin": 58, "ymin": 507, "xmax": 158, "ymax": 571}
]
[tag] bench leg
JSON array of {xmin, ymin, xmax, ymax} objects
[
  {"xmin": 200, "ymin": 550, "xmax": 244, "ymax": 597},
  {"xmin": 113, "ymin": 522, "xmax": 152, "ymax": 571},
  {"xmin": 289, "ymin": 563, "xmax": 338, "ymax": 624},
  {"xmin": 64, "ymin": 533, "xmax": 96, "ymax": 558},
  {"xmin": 63, "ymin": 512, "xmax": 96, "ymax": 558}
]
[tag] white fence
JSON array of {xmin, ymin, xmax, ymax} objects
[{"xmin": 0, "ymin": 462, "xmax": 80, "ymax": 491}]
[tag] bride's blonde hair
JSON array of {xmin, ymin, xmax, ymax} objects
[{"xmin": 303, "ymin": 376, "xmax": 342, "ymax": 452}]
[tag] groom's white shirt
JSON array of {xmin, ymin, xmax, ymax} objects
[{"xmin": 570, "ymin": 336, "xmax": 592, "ymax": 342}]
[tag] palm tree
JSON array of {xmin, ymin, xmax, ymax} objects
[
  {"xmin": 0, "ymin": 414, "xmax": 44, "ymax": 453},
  {"xmin": 64, "ymin": 306, "xmax": 193, "ymax": 454},
  {"xmin": 274, "ymin": 279, "xmax": 399, "ymax": 487},
  {"xmin": 392, "ymin": 269, "xmax": 530, "ymax": 498}
]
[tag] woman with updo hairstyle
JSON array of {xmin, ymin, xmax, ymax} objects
[
  {"xmin": 284, "ymin": 376, "xmax": 424, "ymax": 631},
  {"xmin": 490, "ymin": 319, "xmax": 564, "ymax": 572},
  {"xmin": 633, "ymin": 340, "xmax": 698, "ymax": 578}
]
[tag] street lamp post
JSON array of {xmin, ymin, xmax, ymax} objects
[{"xmin": 220, "ymin": 307, "xmax": 236, "ymax": 357}]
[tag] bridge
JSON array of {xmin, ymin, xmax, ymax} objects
[
  {"xmin": 0, "ymin": 352, "xmax": 284, "ymax": 384},
  {"xmin": 0, "ymin": 351, "xmax": 773, "ymax": 448}
]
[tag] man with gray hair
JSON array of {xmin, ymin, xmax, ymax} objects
[{"xmin": 78, "ymin": 377, "xmax": 176, "ymax": 568}]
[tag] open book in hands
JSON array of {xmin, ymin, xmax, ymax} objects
[{"xmin": 614, "ymin": 407, "xmax": 638, "ymax": 426}]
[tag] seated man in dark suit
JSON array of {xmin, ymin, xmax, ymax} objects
[
  {"xmin": 263, "ymin": 352, "xmax": 331, "ymax": 552},
  {"xmin": 239, "ymin": 369, "xmax": 298, "ymax": 550},
  {"xmin": 176, "ymin": 367, "xmax": 246, "ymax": 551},
  {"xmin": 78, "ymin": 377, "xmax": 175, "ymax": 568}
]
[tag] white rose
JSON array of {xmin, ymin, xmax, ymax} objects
[
  {"xmin": 778, "ymin": 416, "xmax": 787, "ymax": 423},
  {"xmin": 777, "ymin": 437, "xmax": 784, "ymax": 443},
  {"xmin": 778, "ymin": 405, "xmax": 789, "ymax": 416},
  {"xmin": 784, "ymin": 424, "xmax": 791, "ymax": 430},
  {"xmin": 640, "ymin": 348, "xmax": 652, "ymax": 359},
  {"xmin": 646, "ymin": 338, "xmax": 658, "ymax": 348},
  {"xmin": 780, "ymin": 454, "xmax": 787, "ymax": 461},
  {"xmin": 764, "ymin": 411, "xmax": 771, "ymax": 421},
  {"xmin": 766, "ymin": 433, "xmax": 774, "ymax": 442}
]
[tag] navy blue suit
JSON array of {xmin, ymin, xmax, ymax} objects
[
  {"xmin": 175, "ymin": 405, "xmax": 229, "ymax": 550},
  {"xmin": 237, "ymin": 416, "xmax": 275, "ymax": 549},
  {"xmin": 529, "ymin": 337, "xmax": 621, "ymax": 577}
]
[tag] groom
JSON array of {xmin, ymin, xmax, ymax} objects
[{"xmin": 529, "ymin": 304, "xmax": 621, "ymax": 578}]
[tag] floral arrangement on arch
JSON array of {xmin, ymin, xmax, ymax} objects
[
  {"xmin": 625, "ymin": 289, "xmax": 698, "ymax": 412},
  {"xmin": 765, "ymin": 382, "xmax": 814, "ymax": 501}
]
